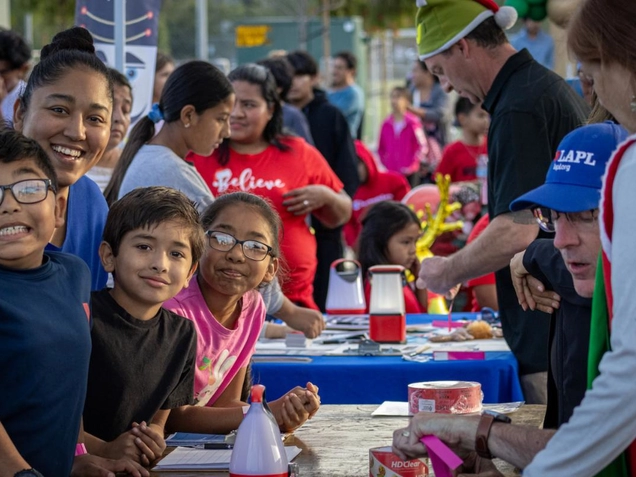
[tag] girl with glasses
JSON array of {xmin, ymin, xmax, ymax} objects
[{"xmin": 164, "ymin": 192, "xmax": 320, "ymax": 434}]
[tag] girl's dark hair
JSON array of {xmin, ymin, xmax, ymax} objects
[
  {"xmin": 104, "ymin": 60, "xmax": 233, "ymax": 205},
  {"xmin": 20, "ymin": 27, "xmax": 113, "ymax": 112},
  {"xmin": 358, "ymin": 201, "xmax": 421, "ymax": 277},
  {"xmin": 217, "ymin": 63, "xmax": 289, "ymax": 166},
  {"xmin": 391, "ymin": 86, "xmax": 412, "ymax": 103},
  {"xmin": 200, "ymin": 192, "xmax": 283, "ymax": 259},
  {"xmin": 156, "ymin": 51, "xmax": 174, "ymax": 72}
]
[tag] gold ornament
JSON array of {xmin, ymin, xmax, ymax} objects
[{"xmin": 406, "ymin": 173, "xmax": 464, "ymax": 314}]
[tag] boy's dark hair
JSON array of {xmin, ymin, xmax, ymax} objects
[
  {"xmin": 105, "ymin": 61, "xmax": 233, "ymax": 205},
  {"xmin": 20, "ymin": 27, "xmax": 113, "ymax": 112},
  {"xmin": 0, "ymin": 129, "xmax": 58, "ymax": 190},
  {"xmin": 334, "ymin": 51, "xmax": 357, "ymax": 71},
  {"xmin": 108, "ymin": 67, "xmax": 132, "ymax": 92},
  {"xmin": 218, "ymin": 63, "xmax": 288, "ymax": 166},
  {"xmin": 455, "ymin": 97, "xmax": 478, "ymax": 118},
  {"xmin": 200, "ymin": 192, "xmax": 283, "ymax": 260},
  {"xmin": 103, "ymin": 186, "xmax": 205, "ymax": 268},
  {"xmin": 257, "ymin": 56, "xmax": 294, "ymax": 100},
  {"xmin": 0, "ymin": 29, "xmax": 31, "ymax": 69},
  {"xmin": 358, "ymin": 201, "xmax": 421, "ymax": 277},
  {"xmin": 286, "ymin": 50, "xmax": 318, "ymax": 77}
]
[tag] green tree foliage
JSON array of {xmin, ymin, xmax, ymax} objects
[
  {"xmin": 11, "ymin": 0, "xmax": 75, "ymax": 48},
  {"xmin": 330, "ymin": 0, "xmax": 418, "ymax": 31}
]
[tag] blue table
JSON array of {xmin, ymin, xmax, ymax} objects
[{"xmin": 252, "ymin": 313, "xmax": 524, "ymax": 405}]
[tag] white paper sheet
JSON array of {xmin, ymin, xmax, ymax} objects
[
  {"xmin": 371, "ymin": 401, "xmax": 524, "ymax": 417},
  {"xmin": 153, "ymin": 446, "xmax": 302, "ymax": 471}
]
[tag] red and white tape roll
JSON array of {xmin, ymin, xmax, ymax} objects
[{"xmin": 408, "ymin": 381, "xmax": 482, "ymax": 415}]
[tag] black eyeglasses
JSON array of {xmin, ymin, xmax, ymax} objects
[
  {"xmin": 0, "ymin": 179, "xmax": 56, "ymax": 206},
  {"xmin": 533, "ymin": 207, "xmax": 598, "ymax": 233},
  {"xmin": 205, "ymin": 230, "xmax": 273, "ymax": 261}
]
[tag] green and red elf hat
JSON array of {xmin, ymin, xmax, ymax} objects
[{"xmin": 416, "ymin": 0, "xmax": 518, "ymax": 60}]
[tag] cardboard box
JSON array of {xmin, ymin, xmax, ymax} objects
[{"xmin": 369, "ymin": 446, "xmax": 432, "ymax": 477}]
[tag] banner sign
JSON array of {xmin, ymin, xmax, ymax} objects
[{"xmin": 75, "ymin": 0, "xmax": 163, "ymax": 124}]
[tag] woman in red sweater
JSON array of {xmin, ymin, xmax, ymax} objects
[{"xmin": 190, "ymin": 64, "xmax": 351, "ymax": 309}]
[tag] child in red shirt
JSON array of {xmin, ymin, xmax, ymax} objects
[
  {"xmin": 465, "ymin": 214, "xmax": 498, "ymax": 312},
  {"xmin": 358, "ymin": 201, "xmax": 427, "ymax": 313},
  {"xmin": 436, "ymin": 97, "xmax": 489, "ymax": 183},
  {"xmin": 343, "ymin": 140, "xmax": 410, "ymax": 249}
]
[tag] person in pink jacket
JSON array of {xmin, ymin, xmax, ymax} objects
[{"xmin": 377, "ymin": 86, "xmax": 429, "ymax": 187}]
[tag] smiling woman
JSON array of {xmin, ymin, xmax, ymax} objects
[{"xmin": 13, "ymin": 26, "xmax": 113, "ymax": 291}]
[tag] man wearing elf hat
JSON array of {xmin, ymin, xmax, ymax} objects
[
  {"xmin": 413, "ymin": 0, "xmax": 588, "ymax": 403},
  {"xmin": 394, "ymin": 121, "xmax": 627, "ymax": 476}
]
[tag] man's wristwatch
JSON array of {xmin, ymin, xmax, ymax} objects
[
  {"xmin": 14, "ymin": 470, "xmax": 44, "ymax": 477},
  {"xmin": 475, "ymin": 410, "xmax": 512, "ymax": 459}
]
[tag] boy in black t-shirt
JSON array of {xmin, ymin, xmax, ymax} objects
[
  {"xmin": 83, "ymin": 186, "xmax": 205, "ymax": 467},
  {"xmin": 0, "ymin": 130, "xmax": 145, "ymax": 477}
]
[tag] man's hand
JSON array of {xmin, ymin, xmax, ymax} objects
[
  {"xmin": 510, "ymin": 251, "xmax": 561, "ymax": 313},
  {"xmin": 392, "ymin": 413, "xmax": 477, "ymax": 461},
  {"xmin": 131, "ymin": 421, "xmax": 166, "ymax": 466},
  {"xmin": 71, "ymin": 454, "xmax": 148, "ymax": 477},
  {"xmin": 416, "ymin": 256, "xmax": 456, "ymax": 295}
]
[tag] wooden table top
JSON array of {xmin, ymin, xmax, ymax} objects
[{"xmin": 151, "ymin": 404, "xmax": 546, "ymax": 477}]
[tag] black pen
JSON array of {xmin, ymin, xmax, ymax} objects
[{"xmin": 204, "ymin": 442, "xmax": 234, "ymax": 449}]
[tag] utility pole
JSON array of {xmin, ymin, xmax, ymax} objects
[
  {"xmin": 0, "ymin": 0, "xmax": 8, "ymax": 29},
  {"xmin": 321, "ymin": 0, "xmax": 331, "ymax": 82},
  {"xmin": 299, "ymin": 0, "xmax": 308, "ymax": 50},
  {"xmin": 196, "ymin": 0, "xmax": 209, "ymax": 60},
  {"xmin": 114, "ymin": 0, "xmax": 126, "ymax": 73}
]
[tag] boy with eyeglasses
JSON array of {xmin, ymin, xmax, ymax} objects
[
  {"xmin": 82, "ymin": 186, "xmax": 202, "ymax": 467},
  {"xmin": 0, "ymin": 130, "xmax": 146, "ymax": 477},
  {"xmin": 391, "ymin": 122, "xmax": 628, "ymax": 475}
]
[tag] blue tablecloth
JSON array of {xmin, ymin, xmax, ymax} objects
[
  {"xmin": 251, "ymin": 352, "xmax": 523, "ymax": 405},
  {"xmin": 252, "ymin": 313, "xmax": 523, "ymax": 405}
]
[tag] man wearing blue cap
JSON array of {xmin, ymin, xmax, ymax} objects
[
  {"xmin": 392, "ymin": 122, "xmax": 628, "ymax": 475},
  {"xmin": 412, "ymin": 0, "xmax": 589, "ymax": 403},
  {"xmin": 509, "ymin": 122, "xmax": 628, "ymax": 431}
]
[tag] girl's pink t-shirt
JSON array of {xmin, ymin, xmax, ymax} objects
[{"xmin": 164, "ymin": 278, "xmax": 265, "ymax": 407}]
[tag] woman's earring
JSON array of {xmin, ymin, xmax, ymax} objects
[
  {"xmin": 184, "ymin": 123, "xmax": 191, "ymax": 128},
  {"xmin": 631, "ymin": 95, "xmax": 636, "ymax": 113}
]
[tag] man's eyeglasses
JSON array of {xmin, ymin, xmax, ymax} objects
[
  {"xmin": 533, "ymin": 208, "xmax": 598, "ymax": 233},
  {"xmin": 205, "ymin": 230, "xmax": 273, "ymax": 262},
  {"xmin": 0, "ymin": 179, "xmax": 56, "ymax": 206}
]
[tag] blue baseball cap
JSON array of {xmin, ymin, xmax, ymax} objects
[{"xmin": 510, "ymin": 122, "xmax": 629, "ymax": 213}]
